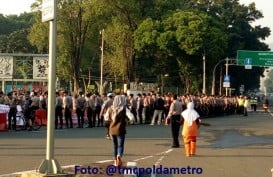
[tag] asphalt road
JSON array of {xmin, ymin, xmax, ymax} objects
[{"xmin": 0, "ymin": 109, "xmax": 273, "ymax": 177}]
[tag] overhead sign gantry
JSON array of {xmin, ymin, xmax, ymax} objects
[{"xmin": 237, "ymin": 50, "xmax": 273, "ymax": 67}]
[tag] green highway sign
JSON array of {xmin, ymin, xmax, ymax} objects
[{"xmin": 237, "ymin": 50, "xmax": 273, "ymax": 66}]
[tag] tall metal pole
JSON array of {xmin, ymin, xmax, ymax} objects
[
  {"xmin": 38, "ymin": 0, "xmax": 62, "ymax": 174},
  {"xmin": 225, "ymin": 58, "xmax": 229, "ymax": 96},
  {"xmin": 219, "ymin": 66, "xmax": 223, "ymax": 95},
  {"xmin": 211, "ymin": 59, "xmax": 223, "ymax": 96},
  {"xmin": 202, "ymin": 54, "xmax": 206, "ymax": 94},
  {"xmin": 2, "ymin": 80, "xmax": 5, "ymax": 92},
  {"xmin": 100, "ymin": 29, "xmax": 104, "ymax": 95},
  {"xmin": 161, "ymin": 75, "xmax": 164, "ymax": 95}
]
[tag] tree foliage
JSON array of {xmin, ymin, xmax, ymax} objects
[
  {"xmin": 134, "ymin": 10, "xmax": 228, "ymax": 93},
  {"xmin": 0, "ymin": 0, "xmax": 271, "ymax": 95},
  {"xmin": 0, "ymin": 13, "xmax": 37, "ymax": 53}
]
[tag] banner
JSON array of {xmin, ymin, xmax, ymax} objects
[
  {"xmin": 33, "ymin": 57, "xmax": 49, "ymax": 79},
  {"xmin": 0, "ymin": 56, "xmax": 13, "ymax": 79}
]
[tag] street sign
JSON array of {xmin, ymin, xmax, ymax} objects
[
  {"xmin": 239, "ymin": 85, "xmax": 244, "ymax": 94},
  {"xmin": 243, "ymin": 57, "xmax": 252, "ymax": 69},
  {"xmin": 245, "ymin": 65, "xmax": 252, "ymax": 69},
  {"xmin": 223, "ymin": 75, "xmax": 230, "ymax": 82},
  {"xmin": 239, "ymin": 84, "xmax": 244, "ymax": 90},
  {"xmin": 237, "ymin": 50, "xmax": 273, "ymax": 66},
  {"xmin": 223, "ymin": 75, "xmax": 230, "ymax": 88},
  {"xmin": 223, "ymin": 82, "xmax": 230, "ymax": 88},
  {"xmin": 244, "ymin": 58, "xmax": 252, "ymax": 65},
  {"xmin": 42, "ymin": 0, "xmax": 55, "ymax": 22}
]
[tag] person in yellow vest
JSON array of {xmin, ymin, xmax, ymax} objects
[
  {"xmin": 237, "ymin": 96, "xmax": 245, "ymax": 115},
  {"xmin": 243, "ymin": 96, "xmax": 250, "ymax": 116},
  {"xmin": 253, "ymin": 97, "xmax": 257, "ymax": 112},
  {"xmin": 250, "ymin": 97, "xmax": 257, "ymax": 112},
  {"xmin": 181, "ymin": 102, "xmax": 201, "ymax": 157}
]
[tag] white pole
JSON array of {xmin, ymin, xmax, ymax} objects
[
  {"xmin": 100, "ymin": 29, "xmax": 104, "ymax": 95},
  {"xmin": 225, "ymin": 58, "xmax": 229, "ymax": 96},
  {"xmin": 2, "ymin": 80, "xmax": 5, "ymax": 92},
  {"xmin": 38, "ymin": 0, "xmax": 62, "ymax": 174},
  {"xmin": 202, "ymin": 54, "xmax": 206, "ymax": 94},
  {"xmin": 161, "ymin": 75, "xmax": 164, "ymax": 95}
]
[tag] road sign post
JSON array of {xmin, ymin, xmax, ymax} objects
[
  {"xmin": 38, "ymin": 0, "xmax": 62, "ymax": 174},
  {"xmin": 223, "ymin": 75, "xmax": 230, "ymax": 88},
  {"xmin": 42, "ymin": 0, "xmax": 54, "ymax": 22}
]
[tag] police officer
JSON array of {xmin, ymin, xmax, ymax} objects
[
  {"xmin": 29, "ymin": 92, "xmax": 40, "ymax": 131},
  {"xmin": 55, "ymin": 91, "xmax": 63, "ymax": 129},
  {"xmin": 63, "ymin": 91, "xmax": 73, "ymax": 128},
  {"xmin": 76, "ymin": 91, "xmax": 86, "ymax": 128},
  {"xmin": 7, "ymin": 92, "xmax": 17, "ymax": 131},
  {"xmin": 250, "ymin": 97, "xmax": 257, "ymax": 112},
  {"xmin": 165, "ymin": 94, "xmax": 183, "ymax": 148}
]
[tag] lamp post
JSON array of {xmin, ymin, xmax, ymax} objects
[
  {"xmin": 211, "ymin": 59, "xmax": 224, "ymax": 96},
  {"xmin": 100, "ymin": 29, "xmax": 104, "ymax": 95},
  {"xmin": 211, "ymin": 58, "xmax": 236, "ymax": 96},
  {"xmin": 225, "ymin": 58, "xmax": 229, "ymax": 96},
  {"xmin": 69, "ymin": 80, "xmax": 72, "ymax": 93},
  {"xmin": 202, "ymin": 54, "xmax": 206, "ymax": 94},
  {"xmin": 55, "ymin": 77, "xmax": 60, "ymax": 91}
]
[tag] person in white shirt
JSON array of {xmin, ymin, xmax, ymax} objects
[{"xmin": 63, "ymin": 91, "xmax": 73, "ymax": 128}]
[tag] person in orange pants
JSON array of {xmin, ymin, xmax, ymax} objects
[{"xmin": 181, "ymin": 102, "xmax": 201, "ymax": 157}]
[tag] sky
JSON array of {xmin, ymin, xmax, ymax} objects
[
  {"xmin": 0, "ymin": 0, "xmax": 272, "ymax": 50},
  {"xmin": 0, "ymin": 0, "xmax": 35, "ymax": 15}
]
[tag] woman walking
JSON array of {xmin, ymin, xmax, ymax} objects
[
  {"xmin": 181, "ymin": 102, "xmax": 201, "ymax": 157},
  {"xmin": 109, "ymin": 95, "xmax": 128, "ymax": 166}
]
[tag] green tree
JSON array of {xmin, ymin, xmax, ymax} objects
[
  {"xmin": 28, "ymin": 12, "xmax": 49, "ymax": 53},
  {"xmin": 217, "ymin": 1, "xmax": 270, "ymax": 93},
  {"xmin": 0, "ymin": 35, "xmax": 8, "ymax": 52},
  {"xmin": 26, "ymin": 0, "xmax": 271, "ymax": 94},
  {"xmin": 6, "ymin": 29, "xmax": 37, "ymax": 53},
  {"xmin": 134, "ymin": 10, "xmax": 228, "ymax": 93},
  {"xmin": 58, "ymin": 0, "xmax": 94, "ymax": 91},
  {"xmin": 0, "ymin": 13, "xmax": 36, "ymax": 53},
  {"xmin": 180, "ymin": 0, "xmax": 270, "ymax": 94},
  {"xmin": 89, "ymin": 0, "xmax": 141, "ymax": 83},
  {"xmin": 29, "ymin": 0, "xmax": 97, "ymax": 92}
]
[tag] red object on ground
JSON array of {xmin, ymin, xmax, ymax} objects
[
  {"xmin": 0, "ymin": 113, "xmax": 7, "ymax": 131},
  {"xmin": 35, "ymin": 109, "xmax": 47, "ymax": 126}
]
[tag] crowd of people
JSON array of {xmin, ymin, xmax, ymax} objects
[
  {"xmin": 0, "ymin": 89, "xmax": 262, "ymax": 132},
  {"xmin": 0, "ymin": 88, "xmax": 266, "ymax": 164}
]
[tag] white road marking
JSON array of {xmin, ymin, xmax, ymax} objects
[
  {"xmin": 95, "ymin": 159, "xmax": 114, "ymax": 163},
  {"xmin": 1, "ymin": 148, "xmax": 174, "ymax": 176},
  {"xmin": 0, "ymin": 170, "xmax": 35, "ymax": 177},
  {"xmin": 151, "ymin": 148, "xmax": 173, "ymax": 177},
  {"xmin": 134, "ymin": 155, "xmax": 154, "ymax": 162},
  {"xmin": 62, "ymin": 164, "xmax": 80, "ymax": 168},
  {"xmin": 155, "ymin": 148, "xmax": 173, "ymax": 155}
]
